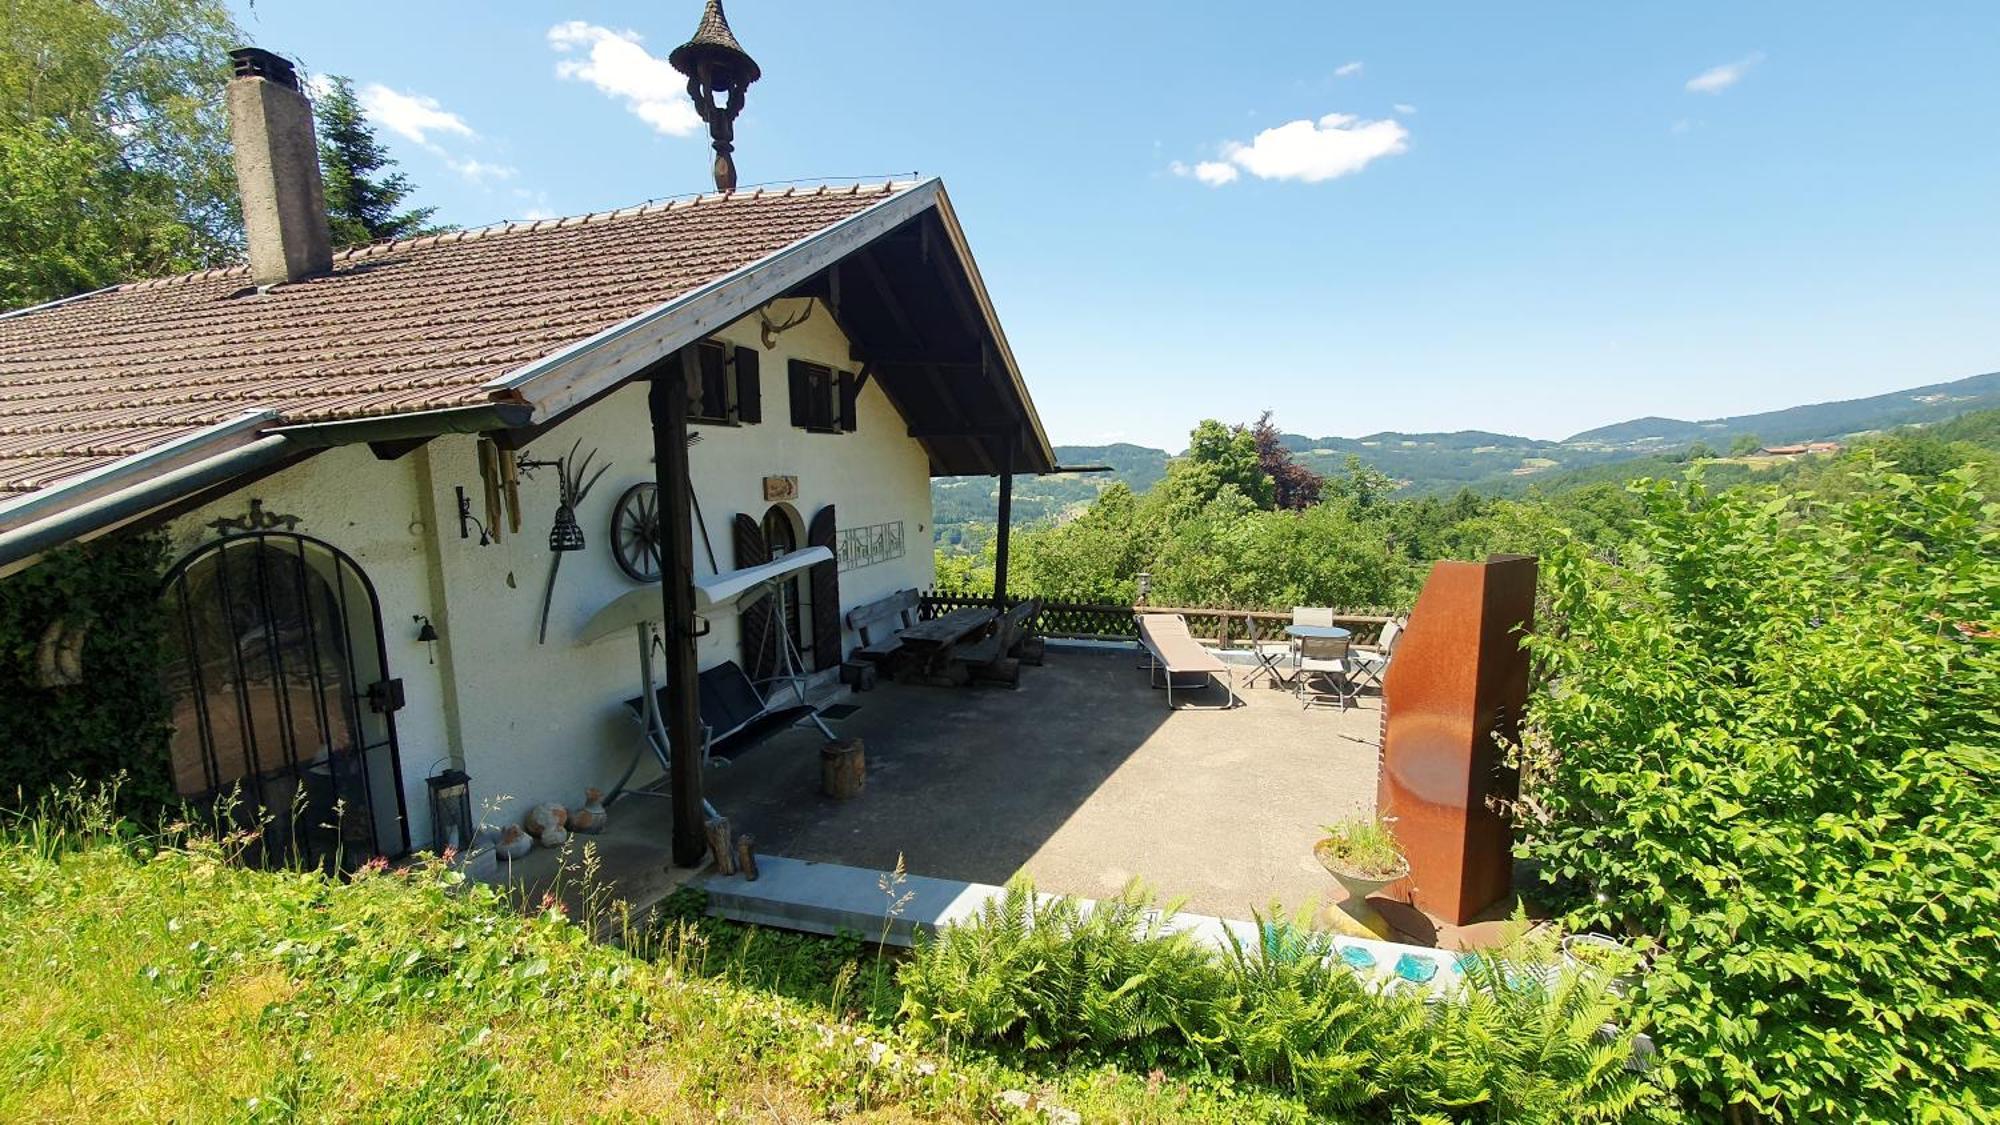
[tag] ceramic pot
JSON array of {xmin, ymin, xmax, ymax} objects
[
  {"xmin": 1316, "ymin": 842, "xmax": 1409, "ymax": 938},
  {"xmin": 569, "ymin": 789, "xmax": 608, "ymax": 834}
]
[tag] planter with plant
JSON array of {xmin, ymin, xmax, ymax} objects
[{"xmin": 1314, "ymin": 818, "xmax": 1408, "ymax": 937}]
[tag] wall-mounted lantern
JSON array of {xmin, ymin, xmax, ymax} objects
[
  {"xmin": 669, "ymin": 0, "xmax": 761, "ymax": 193},
  {"xmin": 1135, "ymin": 571, "xmax": 1152, "ymax": 605},
  {"xmin": 426, "ymin": 767, "xmax": 474, "ymax": 854}
]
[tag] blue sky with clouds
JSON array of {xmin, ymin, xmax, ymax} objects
[{"xmin": 230, "ymin": 1, "xmax": 2000, "ymax": 449}]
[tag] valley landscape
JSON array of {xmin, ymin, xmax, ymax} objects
[{"xmin": 933, "ymin": 370, "xmax": 2000, "ymax": 551}]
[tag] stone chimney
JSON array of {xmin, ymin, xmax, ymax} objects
[{"xmin": 226, "ymin": 47, "xmax": 331, "ymax": 286}]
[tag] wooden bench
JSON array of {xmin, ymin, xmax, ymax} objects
[
  {"xmin": 845, "ymin": 588, "xmax": 920, "ymax": 663},
  {"xmin": 950, "ymin": 598, "xmax": 1041, "ymax": 687}
]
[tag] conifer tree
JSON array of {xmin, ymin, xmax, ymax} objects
[{"xmin": 314, "ymin": 75, "xmax": 438, "ymax": 246}]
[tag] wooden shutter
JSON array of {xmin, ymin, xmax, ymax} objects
[
  {"xmin": 731, "ymin": 513, "xmax": 778, "ymax": 682},
  {"xmin": 807, "ymin": 504, "xmax": 841, "ymax": 670},
  {"xmin": 787, "ymin": 360, "xmax": 809, "ymax": 427},
  {"xmin": 837, "ymin": 371, "xmax": 858, "ymax": 432},
  {"xmin": 695, "ymin": 342, "xmax": 728, "ymax": 421},
  {"xmin": 733, "ymin": 346, "xmax": 760, "ymax": 424}
]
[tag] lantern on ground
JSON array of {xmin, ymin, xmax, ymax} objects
[
  {"xmin": 669, "ymin": 0, "xmax": 761, "ymax": 192},
  {"xmin": 426, "ymin": 768, "xmax": 473, "ymax": 853}
]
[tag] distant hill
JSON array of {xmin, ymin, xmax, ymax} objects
[
  {"xmin": 931, "ymin": 371, "xmax": 2000, "ymax": 549},
  {"xmin": 1564, "ymin": 371, "xmax": 2000, "ymax": 449}
]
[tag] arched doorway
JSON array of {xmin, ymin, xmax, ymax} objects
[
  {"xmin": 761, "ymin": 503, "xmax": 808, "ymax": 667},
  {"xmin": 159, "ymin": 533, "xmax": 409, "ymax": 868}
]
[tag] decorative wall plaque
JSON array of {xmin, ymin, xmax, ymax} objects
[
  {"xmin": 837, "ymin": 521, "xmax": 905, "ymax": 572},
  {"xmin": 763, "ymin": 475, "xmax": 799, "ymax": 501}
]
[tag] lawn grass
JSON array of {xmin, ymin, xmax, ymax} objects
[{"xmin": 0, "ymin": 803, "xmax": 1318, "ymax": 1122}]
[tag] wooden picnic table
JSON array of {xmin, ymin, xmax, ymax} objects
[{"xmin": 897, "ymin": 605, "xmax": 998, "ymax": 651}]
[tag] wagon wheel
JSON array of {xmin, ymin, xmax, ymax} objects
[{"xmin": 610, "ymin": 482, "xmax": 662, "ymax": 583}]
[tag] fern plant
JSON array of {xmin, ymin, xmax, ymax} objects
[{"xmin": 901, "ymin": 880, "xmax": 1679, "ymax": 1122}]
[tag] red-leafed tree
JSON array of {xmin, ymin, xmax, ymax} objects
[{"xmin": 1252, "ymin": 411, "xmax": 1323, "ymax": 510}]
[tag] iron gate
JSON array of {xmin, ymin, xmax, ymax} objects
[{"xmin": 159, "ymin": 532, "xmax": 409, "ymax": 868}]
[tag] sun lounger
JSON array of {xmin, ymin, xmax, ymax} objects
[{"xmin": 1137, "ymin": 613, "xmax": 1238, "ymax": 710}]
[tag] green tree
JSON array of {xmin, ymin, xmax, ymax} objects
[
  {"xmin": 1320, "ymin": 454, "xmax": 1397, "ymax": 509},
  {"xmin": 0, "ymin": 0, "xmax": 242, "ymax": 308},
  {"xmin": 1728, "ymin": 432, "xmax": 1762, "ymax": 456},
  {"xmin": 314, "ymin": 74, "xmax": 438, "ymax": 246},
  {"xmin": 1515, "ymin": 465, "xmax": 2000, "ymax": 1120},
  {"xmin": 1158, "ymin": 420, "xmax": 1274, "ymax": 512}
]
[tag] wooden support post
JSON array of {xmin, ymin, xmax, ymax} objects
[
  {"xmin": 993, "ymin": 434, "xmax": 1015, "ymax": 607},
  {"xmin": 735, "ymin": 834, "xmax": 759, "ymax": 881},
  {"xmin": 651, "ymin": 350, "xmax": 708, "ymax": 869}
]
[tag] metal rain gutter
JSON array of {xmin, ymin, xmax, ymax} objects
[
  {"xmin": 0, "ymin": 409, "xmax": 277, "ymax": 532},
  {"xmin": 0, "ymin": 433, "xmax": 294, "ymax": 576}
]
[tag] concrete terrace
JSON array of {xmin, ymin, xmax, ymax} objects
[{"xmin": 702, "ymin": 644, "xmax": 1382, "ymax": 921}]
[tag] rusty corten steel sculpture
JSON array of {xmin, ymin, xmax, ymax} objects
[
  {"xmin": 670, "ymin": 0, "xmax": 761, "ymax": 193},
  {"xmin": 1377, "ymin": 554, "xmax": 1537, "ymax": 926}
]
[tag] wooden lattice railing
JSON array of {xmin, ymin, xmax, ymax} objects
[{"xmin": 918, "ymin": 591, "xmax": 1397, "ymax": 647}]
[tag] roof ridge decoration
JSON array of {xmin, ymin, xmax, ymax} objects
[{"xmin": 97, "ymin": 181, "xmax": 914, "ymax": 297}]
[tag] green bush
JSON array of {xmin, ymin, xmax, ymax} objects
[
  {"xmin": 0, "ymin": 534, "xmax": 174, "ymax": 815},
  {"xmin": 899, "ymin": 879, "xmax": 1672, "ymax": 1122},
  {"xmin": 1516, "ymin": 465, "xmax": 2000, "ymax": 1121}
]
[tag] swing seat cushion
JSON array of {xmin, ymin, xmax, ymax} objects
[{"xmin": 625, "ymin": 660, "xmax": 816, "ymax": 761}]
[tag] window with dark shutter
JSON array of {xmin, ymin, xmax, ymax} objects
[
  {"xmin": 787, "ymin": 360, "xmax": 842, "ymax": 433},
  {"xmin": 733, "ymin": 346, "xmax": 760, "ymax": 423},
  {"xmin": 788, "ymin": 359, "xmax": 810, "ymax": 427},
  {"xmin": 691, "ymin": 341, "xmax": 731, "ymax": 423},
  {"xmin": 837, "ymin": 370, "xmax": 858, "ymax": 432}
]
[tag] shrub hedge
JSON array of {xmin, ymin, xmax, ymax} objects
[{"xmin": 1517, "ymin": 465, "xmax": 2000, "ymax": 1121}]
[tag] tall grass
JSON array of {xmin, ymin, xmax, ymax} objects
[{"xmin": 0, "ymin": 790, "xmax": 1314, "ymax": 1121}]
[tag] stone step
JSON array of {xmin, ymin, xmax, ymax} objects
[{"xmin": 701, "ymin": 856, "xmax": 1001, "ymax": 946}]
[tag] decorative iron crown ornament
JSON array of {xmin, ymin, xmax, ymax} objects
[{"xmin": 669, "ymin": 0, "xmax": 761, "ymax": 193}]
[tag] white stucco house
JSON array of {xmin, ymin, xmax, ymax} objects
[{"xmin": 0, "ymin": 51, "xmax": 1052, "ymax": 867}]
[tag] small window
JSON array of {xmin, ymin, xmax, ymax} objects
[
  {"xmin": 788, "ymin": 360, "xmax": 857, "ymax": 434},
  {"xmin": 690, "ymin": 341, "xmax": 731, "ymax": 424}
]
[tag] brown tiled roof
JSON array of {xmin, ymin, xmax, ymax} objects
[{"xmin": 0, "ymin": 182, "xmax": 910, "ymax": 497}]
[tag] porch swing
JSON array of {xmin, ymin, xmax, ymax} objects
[{"xmin": 577, "ymin": 546, "xmax": 837, "ymax": 806}]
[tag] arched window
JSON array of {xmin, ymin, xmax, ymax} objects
[{"xmin": 761, "ymin": 503, "xmax": 810, "ymax": 667}]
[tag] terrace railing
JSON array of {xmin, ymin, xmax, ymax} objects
[{"xmin": 917, "ymin": 591, "xmax": 1397, "ymax": 647}]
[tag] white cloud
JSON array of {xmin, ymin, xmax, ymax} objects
[
  {"xmin": 1669, "ymin": 118, "xmax": 1696, "ymax": 135},
  {"xmin": 547, "ymin": 21, "xmax": 701, "ymax": 136},
  {"xmin": 1392, "ymin": 103, "xmax": 1417, "ymax": 115},
  {"xmin": 1334, "ymin": 60, "xmax": 1365, "ymax": 78},
  {"xmin": 448, "ymin": 157, "xmax": 517, "ymax": 185},
  {"xmin": 356, "ymin": 83, "xmax": 474, "ymax": 146},
  {"xmin": 1179, "ymin": 112, "xmax": 1408, "ymax": 187},
  {"xmin": 1170, "ymin": 159, "xmax": 1239, "ymax": 185},
  {"xmin": 1685, "ymin": 52, "xmax": 1764, "ymax": 94}
]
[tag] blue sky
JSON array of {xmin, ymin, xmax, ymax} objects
[{"xmin": 230, "ymin": 2, "xmax": 2000, "ymax": 450}]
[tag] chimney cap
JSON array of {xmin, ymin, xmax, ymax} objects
[{"xmin": 229, "ymin": 47, "xmax": 301, "ymax": 91}]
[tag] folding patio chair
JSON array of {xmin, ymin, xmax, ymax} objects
[
  {"xmin": 1243, "ymin": 615, "xmax": 1293, "ymax": 687},
  {"xmin": 1295, "ymin": 633, "xmax": 1356, "ymax": 710},
  {"xmin": 1349, "ymin": 617, "xmax": 1404, "ymax": 695}
]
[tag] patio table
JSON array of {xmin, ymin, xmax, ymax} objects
[
  {"xmin": 1284, "ymin": 624, "xmax": 1353, "ymax": 641},
  {"xmin": 897, "ymin": 605, "xmax": 999, "ymax": 650},
  {"xmin": 894, "ymin": 606, "xmax": 1000, "ymax": 683}
]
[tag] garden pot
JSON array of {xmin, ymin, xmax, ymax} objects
[{"xmin": 1315, "ymin": 842, "xmax": 1409, "ymax": 939}]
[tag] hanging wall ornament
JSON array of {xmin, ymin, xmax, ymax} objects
[{"xmin": 518, "ymin": 439, "xmax": 610, "ymax": 644}]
